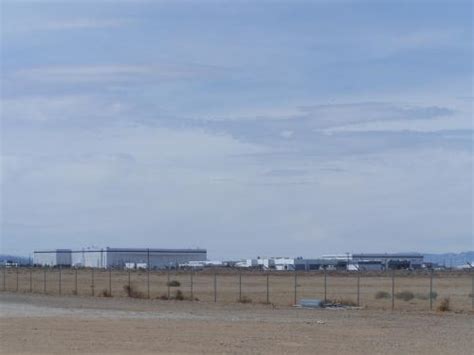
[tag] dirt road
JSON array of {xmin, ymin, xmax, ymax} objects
[{"xmin": 0, "ymin": 292, "xmax": 472, "ymax": 354}]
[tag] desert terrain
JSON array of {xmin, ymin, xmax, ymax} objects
[{"xmin": 1, "ymin": 292, "xmax": 473, "ymax": 354}]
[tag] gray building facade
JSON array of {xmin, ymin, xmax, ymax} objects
[{"xmin": 34, "ymin": 248, "xmax": 207, "ymax": 269}]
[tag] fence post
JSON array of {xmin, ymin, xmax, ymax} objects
[
  {"xmin": 128, "ymin": 269, "xmax": 131, "ymax": 292},
  {"xmin": 391, "ymin": 270, "xmax": 395, "ymax": 311},
  {"xmin": 190, "ymin": 272, "xmax": 194, "ymax": 301},
  {"xmin": 214, "ymin": 272, "xmax": 217, "ymax": 302},
  {"xmin": 43, "ymin": 268, "xmax": 46, "ymax": 293},
  {"xmin": 147, "ymin": 249, "xmax": 150, "ymax": 299},
  {"xmin": 294, "ymin": 269, "xmax": 297, "ymax": 305},
  {"xmin": 357, "ymin": 272, "xmax": 360, "ymax": 307},
  {"xmin": 239, "ymin": 270, "xmax": 242, "ymax": 302},
  {"xmin": 324, "ymin": 268, "xmax": 327, "ymax": 303},
  {"xmin": 59, "ymin": 266, "xmax": 62, "ymax": 295},
  {"xmin": 266, "ymin": 273, "xmax": 270, "ymax": 304},
  {"xmin": 91, "ymin": 268, "xmax": 95, "ymax": 296},
  {"xmin": 429, "ymin": 269, "xmax": 433, "ymax": 311},
  {"xmin": 30, "ymin": 268, "xmax": 33, "ymax": 293},
  {"xmin": 75, "ymin": 268, "xmax": 78, "ymax": 295},
  {"xmin": 147, "ymin": 269, "xmax": 150, "ymax": 299},
  {"xmin": 3, "ymin": 268, "xmax": 6, "ymax": 291},
  {"xmin": 471, "ymin": 270, "xmax": 474, "ymax": 311},
  {"xmin": 167, "ymin": 268, "xmax": 171, "ymax": 299},
  {"xmin": 16, "ymin": 267, "xmax": 19, "ymax": 292},
  {"xmin": 109, "ymin": 268, "xmax": 112, "ymax": 297}
]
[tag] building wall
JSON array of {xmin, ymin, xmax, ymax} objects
[
  {"xmin": 33, "ymin": 252, "xmax": 57, "ymax": 266},
  {"xmin": 356, "ymin": 261, "xmax": 384, "ymax": 271},
  {"xmin": 34, "ymin": 250, "xmax": 72, "ymax": 267},
  {"xmin": 55, "ymin": 250, "xmax": 72, "ymax": 266},
  {"xmin": 106, "ymin": 249, "xmax": 207, "ymax": 269}
]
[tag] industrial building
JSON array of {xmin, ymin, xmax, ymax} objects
[
  {"xmin": 34, "ymin": 248, "xmax": 207, "ymax": 269},
  {"xmin": 233, "ymin": 253, "xmax": 424, "ymax": 271},
  {"xmin": 351, "ymin": 253, "xmax": 423, "ymax": 269},
  {"xmin": 33, "ymin": 249, "xmax": 73, "ymax": 267}
]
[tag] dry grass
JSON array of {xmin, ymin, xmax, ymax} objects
[
  {"xmin": 123, "ymin": 285, "xmax": 144, "ymax": 299},
  {"xmin": 99, "ymin": 289, "xmax": 112, "ymax": 298},
  {"xmin": 238, "ymin": 296, "xmax": 252, "ymax": 304},
  {"xmin": 327, "ymin": 298, "xmax": 357, "ymax": 307},
  {"xmin": 174, "ymin": 289, "xmax": 185, "ymax": 300},
  {"xmin": 395, "ymin": 291, "xmax": 414, "ymax": 302},
  {"xmin": 437, "ymin": 298, "xmax": 450, "ymax": 312}
]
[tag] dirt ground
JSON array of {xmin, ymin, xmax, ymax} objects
[{"xmin": 0, "ymin": 292, "xmax": 473, "ymax": 354}]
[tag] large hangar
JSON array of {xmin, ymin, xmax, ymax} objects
[
  {"xmin": 33, "ymin": 249, "xmax": 73, "ymax": 267},
  {"xmin": 34, "ymin": 248, "xmax": 207, "ymax": 269},
  {"xmin": 105, "ymin": 248, "xmax": 207, "ymax": 269}
]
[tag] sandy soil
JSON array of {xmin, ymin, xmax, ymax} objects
[{"xmin": 1, "ymin": 292, "xmax": 473, "ymax": 354}]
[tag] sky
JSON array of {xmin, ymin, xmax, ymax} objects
[{"xmin": 1, "ymin": 0, "xmax": 472, "ymax": 259}]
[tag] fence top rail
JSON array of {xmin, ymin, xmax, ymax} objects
[{"xmin": 2, "ymin": 266, "xmax": 472, "ymax": 277}]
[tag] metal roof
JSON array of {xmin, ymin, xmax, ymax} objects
[{"xmin": 35, "ymin": 248, "xmax": 206, "ymax": 254}]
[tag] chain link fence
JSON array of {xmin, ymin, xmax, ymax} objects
[{"xmin": 1, "ymin": 267, "xmax": 473, "ymax": 311}]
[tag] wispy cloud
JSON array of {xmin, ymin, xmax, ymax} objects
[
  {"xmin": 13, "ymin": 64, "xmax": 223, "ymax": 84},
  {"xmin": 2, "ymin": 95, "xmax": 129, "ymax": 123},
  {"xmin": 2, "ymin": 17, "xmax": 132, "ymax": 35},
  {"xmin": 1, "ymin": 0, "xmax": 472, "ymax": 256},
  {"xmin": 41, "ymin": 18, "xmax": 131, "ymax": 30}
]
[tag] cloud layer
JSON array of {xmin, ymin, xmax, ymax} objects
[{"xmin": 1, "ymin": 1, "xmax": 472, "ymax": 258}]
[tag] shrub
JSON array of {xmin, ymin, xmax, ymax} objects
[
  {"xmin": 395, "ymin": 291, "xmax": 414, "ymax": 302},
  {"xmin": 437, "ymin": 298, "xmax": 450, "ymax": 312},
  {"xmin": 238, "ymin": 296, "xmax": 252, "ymax": 304},
  {"xmin": 469, "ymin": 293, "xmax": 473, "ymax": 298},
  {"xmin": 415, "ymin": 291, "xmax": 438, "ymax": 300},
  {"xmin": 123, "ymin": 284, "xmax": 144, "ymax": 298},
  {"xmin": 99, "ymin": 289, "xmax": 112, "ymax": 297},
  {"xmin": 174, "ymin": 289, "xmax": 185, "ymax": 301},
  {"xmin": 158, "ymin": 294, "xmax": 169, "ymax": 300},
  {"xmin": 375, "ymin": 291, "xmax": 391, "ymax": 299},
  {"xmin": 327, "ymin": 298, "xmax": 357, "ymax": 307},
  {"xmin": 167, "ymin": 280, "xmax": 181, "ymax": 287}
]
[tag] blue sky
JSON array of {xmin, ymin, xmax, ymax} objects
[{"xmin": 1, "ymin": 0, "xmax": 472, "ymax": 258}]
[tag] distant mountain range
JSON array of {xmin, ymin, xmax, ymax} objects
[{"xmin": 0, "ymin": 254, "xmax": 32, "ymax": 265}]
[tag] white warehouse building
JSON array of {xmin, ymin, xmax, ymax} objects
[
  {"xmin": 33, "ymin": 249, "xmax": 73, "ymax": 267},
  {"xmin": 34, "ymin": 248, "xmax": 207, "ymax": 269}
]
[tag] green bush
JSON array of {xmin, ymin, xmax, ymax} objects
[
  {"xmin": 374, "ymin": 291, "xmax": 391, "ymax": 299},
  {"xmin": 395, "ymin": 291, "xmax": 414, "ymax": 302},
  {"xmin": 415, "ymin": 291, "xmax": 438, "ymax": 300},
  {"xmin": 167, "ymin": 280, "xmax": 181, "ymax": 287}
]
